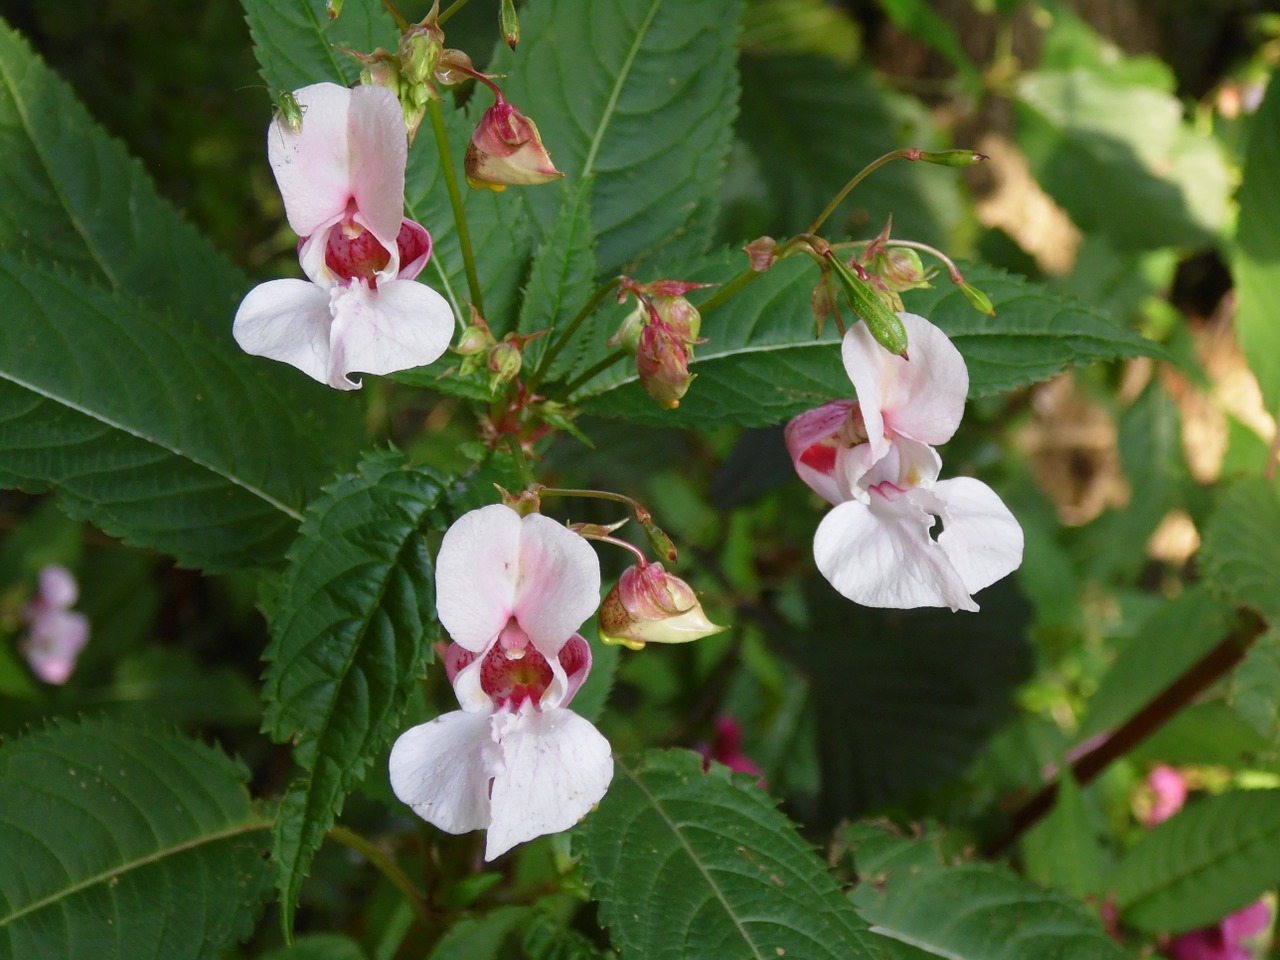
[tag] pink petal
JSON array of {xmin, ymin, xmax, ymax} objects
[
  {"xmin": 539, "ymin": 633, "xmax": 592, "ymax": 711},
  {"xmin": 38, "ymin": 565, "xmax": 78, "ymax": 609},
  {"xmin": 436, "ymin": 505, "xmax": 524, "ymax": 653},
  {"xmin": 346, "ymin": 84, "xmax": 409, "ymax": 249},
  {"xmin": 485, "ymin": 706, "xmax": 613, "ymax": 860},
  {"xmin": 269, "ymin": 83, "xmax": 359, "ymax": 239},
  {"xmin": 326, "ymin": 278, "xmax": 456, "ymax": 389},
  {"xmin": 838, "ymin": 434, "xmax": 941, "ymax": 500},
  {"xmin": 394, "ymin": 219, "xmax": 433, "ymax": 280},
  {"xmin": 842, "ymin": 312, "xmax": 967, "ymax": 454},
  {"xmin": 929, "ymin": 477, "xmax": 1024, "ymax": 598},
  {"xmin": 22, "ymin": 609, "xmax": 89, "ymax": 685},
  {"xmin": 296, "ymin": 212, "xmax": 345, "ymax": 287},
  {"xmin": 785, "ymin": 400, "xmax": 854, "ymax": 506},
  {"xmin": 512, "ymin": 514, "xmax": 601, "ymax": 659},
  {"xmin": 813, "ymin": 494, "xmax": 977, "ymax": 611},
  {"xmin": 232, "ymin": 279, "xmax": 334, "ymax": 387},
  {"xmin": 1222, "ymin": 900, "xmax": 1272, "ymax": 941}
]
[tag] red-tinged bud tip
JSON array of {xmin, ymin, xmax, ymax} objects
[
  {"xmin": 636, "ymin": 323, "xmax": 695, "ymax": 409},
  {"xmin": 598, "ymin": 563, "xmax": 726, "ymax": 649},
  {"xmin": 465, "ymin": 99, "xmax": 563, "ymax": 190}
]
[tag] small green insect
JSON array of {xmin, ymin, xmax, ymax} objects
[{"xmin": 272, "ymin": 90, "xmax": 305, "ymax": 133}]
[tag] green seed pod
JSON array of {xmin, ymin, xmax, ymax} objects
[{"xmin": 826, "ymin": 254, "xmax": 909, "ymax": 357}]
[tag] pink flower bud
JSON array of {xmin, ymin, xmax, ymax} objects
[
  {"xmin": 20, "ymin": 564, "xmax": 89, "ymax": 685},
  {"xmin": 743, "ymin": 236, "xmax": 777, "ymax": 273},
  {"xmin": 598, "ymin": 563, "xmax": 725, "ymax": 650},
  {"xmin": 464, "ymin": 97, "xmax": 563, "ymax": 191},
  {"xmin": 635, "ymin": 322, "xmax": 694, "ymax": 409},
  {"xmin": 654, "ymin": 295, "xmax": 701, "ymax": 344}
]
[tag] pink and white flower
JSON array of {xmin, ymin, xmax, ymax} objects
[
  {"xmin": 786, "ymin": 312, "xmax": 1022, "ymax": 612},
  {"xmin": 234, "ymin": 82, "xmax": 454, "ymax": 390},
  {"xmin": 20, "ymin": 565, "xmax": 90, "ymax": 685},
  {"xmin": 389, "ymin": 504, "xmax": 612, "ymax": 860}
]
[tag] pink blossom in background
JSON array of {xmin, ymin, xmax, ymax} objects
[
  {"xmin": 389, "ymin": 505, "xmax": 612, "ymax": 860},
  {"xmin": 20, "ymin": 565, "xmax": 89, "ymax": 685},
  {"xmin": 699, "ymin": 716, "xmax": 766, "ymax": 788},
  {"xmin": 1146, "ymin": 764, "xmax": 1189, "ymax": 827},
  {"xmin": 234, "ymin": 82, "xmax": 454, "ymax": 390},
  {"xmin": 1165, "ymin": 901, "xmax": 1272, "ymax": 960}
]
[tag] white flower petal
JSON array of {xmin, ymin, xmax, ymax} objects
[
  {"xmin": 842, "ymin": 313, "xmax": 967, "ymax": 451},
  {"xmin": 436, "ymin": 504, "xmax": 523, "ymax": 652},
  {"xmin": 347, "ymin": 84, "xmax": 409, "ymax": 249},
  {"xmin": 233, "ymin": 279, "xmax": 335, "ymax": 387},
  {"xmin": 512, "ymin": 514, "xmax": 601, "ymax": 659},
  {"xmin": 327, "ymin": 279, "xmax": 455, "ymax": 390},
  {"xmin": 269, "ymin": 83, "xmax": 356, "ymax": 239},
  {"xmin": 813, "ymin": 494, "xmax": 977, "ymax": 611},
  {"xmin": 389, "ymin": 710, "xmax": 497, "ymax": 836},
  {"xmin": 931, "ymin": 477, "xmax": 1024, "ymax": 596},
  {"xmin": 485, "ymin": 707, "xmax": 613, "ymax": 860}
]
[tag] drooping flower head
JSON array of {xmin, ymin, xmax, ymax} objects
[
  {"xmin": 786, "ymin": 312, "xmax": 1022, "ymax": 611},
  {"xmin": 390, "ymin": 504, "xmax": 612, "ymax": 860},
  {"xmin": 598, "ymin": 562, "xmax": 724, "ymax": 650},
  {"xmin": 465, "ymin": 95, "xmax": 563, "ymax": 191},
  {"xmin": 20, "ymin": 565, "xmax": 90, "ymax": 685},
  {"xmin": 234, "ymin": 83, "xmax": 454, "ymax": 390}
]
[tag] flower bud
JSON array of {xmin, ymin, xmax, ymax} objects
[
  {"xmin": 958, "ymin": 280, "xmax": 996, "ymax": 316},
  {"xmin": 608, "ymin": 304, "xmax": 645, "ymax": 353},
  {"xmin": 454, "ymin": 315, "xmax": 495, "ymax": 357},
  {"xmin": 909, "ymin": 148, "xmax": 988, "ymax": 167},
  {"xmin": 465, "ymin": 97, "xmax": 563, "ymax": 191},
  {"xmin": 326, "ymin": 0, "xmax": 343, "ymax": 19},
  {"xmin": 486, "ymin": 338, "xmax": 523, "ymax": 391},
  {"xmin": 811, "ymin": 272, "xmax": 840, "ymax": 338},
  {"xmin": 826, "ymin": 254, "xmax": 909, "ymax": 357},
  {"xmin": 655, "ymin": 295, "xmax": 701, "ymax": 343},
  {"xmin": 598, "ymin": 563, "xmax": 726, "ymax": 650},
  {"xmin": 636, "ymin": 322, "xmax": 694, "ymax": 409},
  {"xmin": 399, "ymin": 20, "xmax": 445, "ymax": 86},
  {"xmin": 866, "ymin": 247, "xmax": 932, "ymax": 294},
  {"xmin": 743, "ymin": 236, "xmax": 777, "ymax": 273},
  {"xmin": 500, "ymin": 0, "xmax": 520, "ymax": 49}
]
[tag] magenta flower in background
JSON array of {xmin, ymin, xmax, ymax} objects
[
  {"xmin": 20, "ymin": 565, "xmax": 89, "ymax": 685},
  {"xmin": 699, "ymin": 716, "xmax": 766, "ymax": 788}
]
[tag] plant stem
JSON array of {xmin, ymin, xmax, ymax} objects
[
  {"xmin": 438, "ymin": 0, "xmax": 476, "ymax": 25},
  {"xmin": 537, "ymin": 486, "xmax": 653, "ymax": 523},
  {"xmin": 526, "ymin": 277, "xmax": 622, "ymax": 394},
  {"xmin": 504, "ymin": 433, "xmax": 534, "ymax": 486},
  {"xmin": 696, "ymin": 267, "xmax": 759, "ymax": 315},
  {"xmin": 427, "ymin": 99, "xmax": 484, "ymax": 315},
  {"xmin": 807, "ymin": 148, "xmax": 917, "ymax": 235},
  {"xmin": 552, "ymin": 348, "xmax": 630, "ymax": 401},
  {"xmin": 380, "ymin": 0, "xmax": 410, "ymax": 31},
  {"xmin": 327, "ymin": 825, "xmax": 430, "ymax": 923},
  {"xmin": 984, "ymin": 610, "xmax": 1265, "ymax": 856}
]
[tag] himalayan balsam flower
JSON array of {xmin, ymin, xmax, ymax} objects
[
  {"xmin": 234, "ymin": 83, "xmax": 454, "ymax": 390},
  {"xmin": 786, "ymin": 313, "xmax": 1022, "ymax": 611},
  {"xmin": 21, "ymin": 565, "xmax": 89, "ymax": 685},
  {"xmin": 389, "ymin": 504, "xmax": 612, "ymax": 860},
  {"xmin": 598, "ymin": 562, "xmax": 724, "ymax": 650},
  {"xmin": 464, "ymin": 96, "xmax": 563, "ymax": 190}
]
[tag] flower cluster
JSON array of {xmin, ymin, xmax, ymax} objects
[
  {"xmin": 20, "ymin": 565, "xmax": 89, "ymax": 685},
  {"xmin": 234, "ymin": 83, "xmax": 455, "ymax": 390},
  {"xmin": 389, "ymin": 504, "xmax": 613, "ymax": 860},
  {"xmin": 786, "ymin": 312, "xmax": 1023, "ymax": 611}
]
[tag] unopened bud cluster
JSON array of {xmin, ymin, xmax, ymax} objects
[{"xmin": 611, "ymin": 280, "xmax": 713, "ymax": 409}]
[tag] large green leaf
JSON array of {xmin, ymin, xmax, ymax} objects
[
  {"xmin": 773, "ymin": 578, "xmax": 1031, "ymax": 821},
  {"xmin": 1016, "ymin": 67, "xmax": 1230, "ymax": 251},
  {"xmin": 261, "ymin": 450, "xmax": 446, "ymax": 934},
  {"xmin": 0, "ymin": 718, "xmax": 270, "ymax": 959},
  {"xmin": 0, "ymin": 258, "xmax": 349, "ymax": 571},
  {"xmin": 576, "ymin": 749, "xmax": 875, "ymax": 960},
  {"xmin": 242, "ymin": 0, "xmax": 397, "ymax": 93},
  {"xmin": 730, "ymin": 55, "xmax": 965, "ymax": 248},
  {"xmin": 846, "ymin": 822, "xmax": 1132, "ymax": 960},
  {"xmin": 1109, "ymin": 789, "xmax": 1280, "ymax": 933},
  {"xmin": 0, "ymin": 19, "xmax": 362, "ymax": 569},
  {"xmin": 1200, "ymin": 476, "xmax": 1280, "ymax": 624},
  {"xmin": 1233, "ymin": 68, "xmax": 1280, "ymax": 413},
  {"xmin": 873, "ymin": 0, "xmax": 980, "ymax": 93},
  {"xmin": 492, "ymin": 0, "xmax": 742, "ymax": 274},
  {"xmin": 1078, "ymin": 585, "xmax": 1236, "ymax": 741},
  {"xmin": 574, "ymin": 257, "xmax": 1163, "ymax": 427}
]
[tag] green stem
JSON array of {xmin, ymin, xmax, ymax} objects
[
  {"xmin": 696, "ymin": 267, "xmax": 759, "ymax": 316},
  {"xmin": 807, "ymin": 148, "xmax": 918, "ymax": 235},
  {"xmin": 526, "ymin": 278, "xmax": 623, "ymax": 394},
  {"xmin": 380, "ymin": 0, "xmax": 410, "ymax": 31},
  {"xmin": 427, "ymin": 99, "xmax": 484, "ymax": 315},
  {"xmin": 537, "ymin": 486, "xmax": 652, "ymax": 522},
  {"xmin": 327, "ymin": 825, "xmax": 430, "ymax": 923},
  {"xmin": 552, "ymin": 348, "xmax": 629, "ymax": 401},
  {"xmin": 438, "ymin": 0, "xmax": 476, "ymax": 24},
  {"xmin": 504, "ymin": 433, "xmax": 534, "ymax": 486}
]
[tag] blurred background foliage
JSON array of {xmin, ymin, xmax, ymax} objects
[{"xmin": 3, "ymin": 0, "xmax": 1280, "ymax": 955}]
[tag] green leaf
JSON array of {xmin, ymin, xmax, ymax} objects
[
  {"xmin": 1110, "ymin": 789, "xmax": 1280, "ymax": 933},
  {"xmin": 1078, "ymin": 585, "xmax": 1236, "ymax": 741},
  {"xmin": 576, "ymin": 749, "xmax": 875, "ymax": 960},
  {"xmin": 773, "ymin": 579, "xmax": 1031, "ymax": 820},
  {"xmin": 574, "ymin": 257, "xmax": 1163, "ymax": 427},
  {"xmin": 1016, "ymin": 67, "xmax": 1231, "ymax": 251},
  {"xmin": 1021, "ymin": 773, "xmax": 1108, "ymax": 898},
  {"xmin": 0, "ymin": 258, "xmax": 352, "ymax": 571},
  {"xmin": 521, "ymin": 911, "xmax": 615, "ymax": 960},
  {"xmin": 0, "ymin": 718, "xmax": 271, "ymax": 959},
  {"xmin": 1200, "ymin": 477, "xmax": 1280, "ymax": 624},
  {"xmin": 426, "ymin": 907, "xmax": 531, "ymax": 960},
  {"xmin": 846, "ymin": 822, "xmax": 1132, "ymax": 960},
  {"xmin": 1127, "ymin": 700, "xmax": 1271, "ymax": 769},
  {"xmin": 1233, "ymin": 68, "xmax": 1280, "ymax": 413},
  {"xmin": 873, "ymin": 0, "xmax": 981, "ymax": 93},
  {"xmin": 492, "ymin": 0, "xmax": 742, "ymax": 274},
  {"xmin": 261, "ymin": 450, "xmax": 447, "ymax": 934},
  {"xmin": 730, "ymin": 55, "xmax": 966, "ymax": 248},
  {"xmin": 520, "ymin": 179, "xmax": 600, "ymax": 379},
  {"xmin": 242, "ymin": 0, "xmax": 398, "ymax": 92},
  {"xmin": 262, "ymin": 934, "xmax": 370, "ymax": 960},
  {"xmin": 1229, "ymin": 630, "xmax": 1280, "ymax": 746},
  {"xmin": 740, "ymin": 0, "xmax": 861, "ymax": 65}
]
